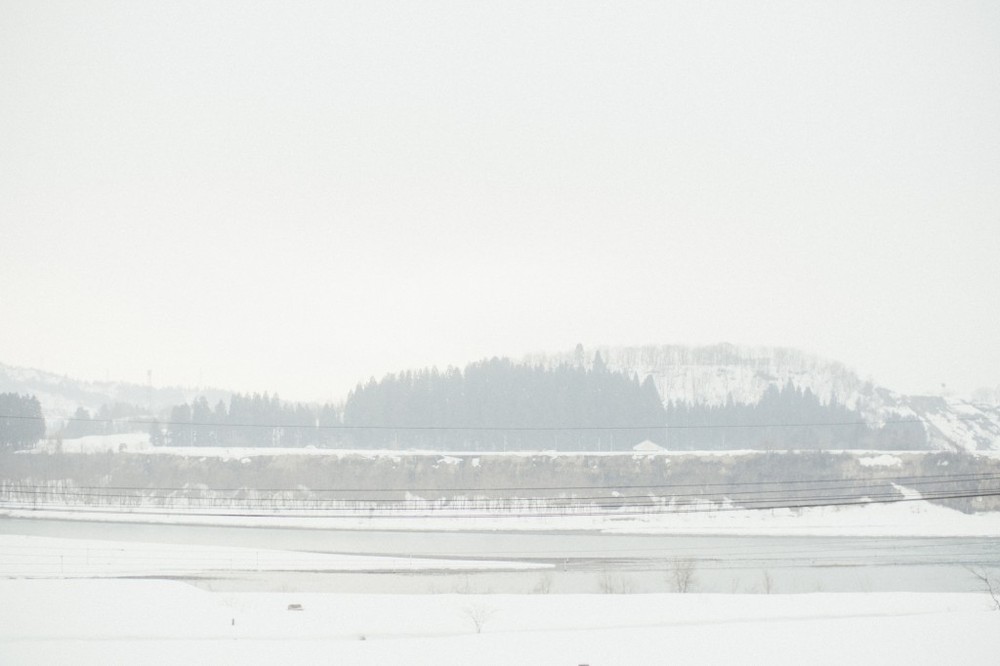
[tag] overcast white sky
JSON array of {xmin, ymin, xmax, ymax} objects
[{"xmin": 2, "ymin": 1, "xmax": 998, "ymax": 402}]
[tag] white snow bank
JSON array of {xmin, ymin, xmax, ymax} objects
[
  {"xmin": 4, "ymin": 492, "xmax": 1000, "ymax": 537},
  {"xmin": 859, "ymin": 454, "xmax": 902, "ymax": 467},
  {"xmin": 603, "ymin": 491, "xmax": 1000, "ymax": 537},
  {"xmin": 30, "ymin": 441, "xmax": 963, "ymax": 458},
  {"xmin": 0, "ymin": 534, "xmax": 547, "ymax": 578},
  {"xmin": 0, "ymin": 580, "xmax": 998, "ymax": 665},
  {"xmin": 52, "ymin": 432, "xmax": 152, "ymax": 454}
]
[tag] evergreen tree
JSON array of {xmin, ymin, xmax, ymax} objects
[
  {"xmin": 168, "ymin": 403, "xmax": 193, "ymax": 446},
  {"xmin": 0, "ymin": 393, "xmax": 46, "ymax": 450},
  {"xmin": 148, "ymin": 419, "xmax": 165, "ymax": 446},
  {"xmin": 63, "ymin": 406, "xmax": 98, "ymax": 439}
]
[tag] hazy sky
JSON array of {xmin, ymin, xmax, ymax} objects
[{"xmin": 2, "ymin": 1, "xmax": 998, "ymax": 402}]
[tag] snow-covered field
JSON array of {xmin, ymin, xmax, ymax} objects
[
  {"xmin": 20, "ymin": 437, "xmax": 1000, "ymax": 535},
  {"xmin": 35, "ymin": 432, "xmax": 1000, "ymax": 458},
  {"xmin": 6, "ymin": 488, "xmax": 1000, "ymax": 537},
  {"xmin": 7, "ymin": 437, "xmax": 998, "ymax": 662},
  {"xmin": 0, "ymin": 534, "xmax": 546, "ymax": 578},
  {"xmin": 1, "ymin": 579, "xmax": 997, "ymax": 665},
  {"xmin": 2, "ymin": 504, "xmax": 998, "ymax": 663}
]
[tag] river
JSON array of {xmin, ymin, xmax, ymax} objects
[{"xmin": 2, "ymin": 517, "xmax": 996, "ymax": 594}]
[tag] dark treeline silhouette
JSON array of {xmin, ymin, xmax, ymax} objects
[
  {"xmin": 0, "ymin": 392, "xmax": 45, "ymax": 451},
  {"xmin": 152, "ymin": 360, "xmax": 929, "ymax": 451},
  {"xmin": 62, "ymin": 403, "xmax": 149, "ymax": 439},
  {"xmin": 665, "ymin": 381, "xmax": 929, "ymax": 450},
  {"xmin": 166, "ymin": 393, "xmax": 341, "ymax": 447},
  {"xmin": 342, "ymin": 354, "xmax": 666, "ymax": 451}
]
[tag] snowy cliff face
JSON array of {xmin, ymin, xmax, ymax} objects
[{"xmin": 526, "ymin": 344, "xmax": 1000, "ymax": 452}]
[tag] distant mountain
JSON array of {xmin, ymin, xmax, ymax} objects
[
  {"xmin": 0, "ymin": 362, "xmax": 231, "ymax": 421},
  {"xmin": 525, "ymin": 344, "xmax": 1000, "ymax": 452},
  {"xmin": 6, "ymin": 345, "xmax": 999, "ymax": 452}
]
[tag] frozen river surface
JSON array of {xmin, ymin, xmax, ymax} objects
[{"xmin": 2, "ymin": 517, "xmax": 997, "ymax": 594}]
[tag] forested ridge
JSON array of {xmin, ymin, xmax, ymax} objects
[
  {"xmin": 342, "ymin": 355, "xmax": 666, "ymax": 450},
  {"xmin": 165, "ymin": 354, "xmax": 665, "ymax": 451},
  {"xmin": 1, "ymin": 355, "xmax": 931, "ymax": 451},
  {"xmin": 151, "ymin": 355, "xmax": 913, "ymax": 451},
  {"xmin": 665, "ymin": 382, "xmax": 929, "ymax": 450}
]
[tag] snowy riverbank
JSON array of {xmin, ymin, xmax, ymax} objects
[{"xmin": 1, "ymin": 579, "xmax": 997, "ymax": 665}]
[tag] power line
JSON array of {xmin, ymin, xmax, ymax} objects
[
  {"xmin": 1, "ymin": 412, "xmax": 996, "ymax": 432},
  {"xmin": 0, "ymin": 536, "xmax": 988, "ymax": 559},
  {"xmin": 0, "ymin": 542, "xmax": 990, "ymax": 567},
  {"xmin": 4, "ymin": 471, "xmax": 998, "ymax": 495},
  {"xmin": 3, "ymin": 487, "xmax": 998, "ymax": 519},
  {"xmin": 5, "ymin": 486, "xmax": 996, "ymax": 510}
]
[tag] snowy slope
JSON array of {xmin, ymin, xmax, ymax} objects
[
  {"xmin": 0, "ymin": 362, "xmax": 229, "ymax": 420},
  {"xmin": 6, "ymin": 345, "xmax": 999, "ymax": 451},
  {"xmin": 527, "ymin": 344, "xmax": 873, "ymax": 408},
  {"xmin": 527, "ymin": 344, "xmax": 1000, "ymax": 452}
]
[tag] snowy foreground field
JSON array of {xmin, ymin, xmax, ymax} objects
[
  {"xmin": 1, "ymin": 578, "xmax": 998, "ymax": 665},
  {"xmin": 5, "ymin": 442, "xmax": 999, "ymax": 663},
  {"xmin": 1, "ymin": 529, "xmax": 999, "ymax": 665}
]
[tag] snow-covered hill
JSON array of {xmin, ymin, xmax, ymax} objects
[
  {"xmin": 0, "ymin": 363, "xmax": 229, "ymax": 421},
  {"xmin": 5, "ymin": 346, "xmax": 999, "ymax": 452},
  {"xmin": 526, "ymin": 344, "xmax": 1000, "ymax": 452}
]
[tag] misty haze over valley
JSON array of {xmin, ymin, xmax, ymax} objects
[
  {"xmin": 3, "ymin": 343, "xmax": 998, "ymax": 453},
  {"xmin": 2, "ymin": 1, "xmax": 999, "ymax": 664}
]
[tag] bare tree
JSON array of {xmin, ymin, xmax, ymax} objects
[
  {"xmin": 966, "ymin": 566, "xmax": 1000, "ymax": 610},
  {"xmin": 462, "ymin": 602, "xmax": 498, "ymax": 633},
  {"xmin": 760, "ymin": 569, "xmax": 774, "ymax": 594},
  {"xmin": 532, "ymin": 571, "xmax": 554, "ymax": 594},
  {"xmin": 598, "ymin": 571, "xmax": 637, "ymax": 594},
  {"xmin": 668, "ymin": 558, "xmax": 697, "ymax": 593}
]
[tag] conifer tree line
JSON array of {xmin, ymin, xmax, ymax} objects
[
  {"xmin": 664, "ymin": 381, "xmax": 929, "ymax": 450},
  {"xmin": 156, "ymin": 355, "xmax": 666, "ymax": 451},
  {"xmin": 0, "ymin": 393, "xmax": 45, "ymax": 450},
  {"xmin": 165, "ymin": 393, "xmax": 342, "ymax": 448},
  {"xmin": 341, "ymin": 355, "xmax": 667, "ymax": 451},
  {"xmin": 3, "ymin": 358, "xmax": 932, "ymax": 451},
  {"xmin": 62, "ymin": 403, "xmax": 148, "ymax": 439}
]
